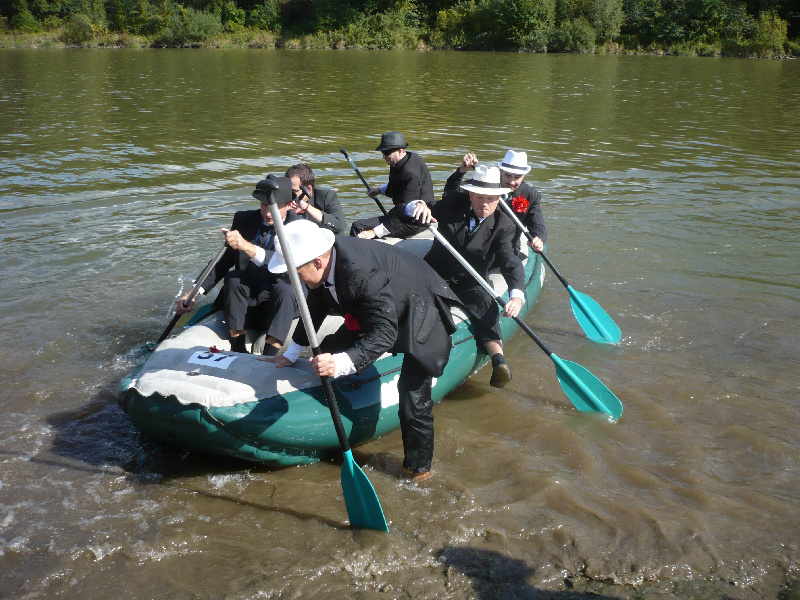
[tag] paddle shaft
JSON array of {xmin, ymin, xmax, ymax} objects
[
  {"xmin": 266, "ymin": 188, "xmax": 352, "ymax": 453},
  {"xmin": 495, "ymin": 198, "xmax": 622, "ymax": 345},
  {"xmin": 339, "ymin": 148, "xmax": 388, "ymax": 216},
  {"xmin": 157, "ymin": 243, "xmax": 228, "ymax": 344},
  {"xmin": 494, "ymin": 199, "xmax": 570, "ymax": 288},
  {"xmin": 427, "ymin": 226, "xmax": 552, "ymax": 357}
]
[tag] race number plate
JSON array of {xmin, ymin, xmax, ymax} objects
[{"xmin": 187, "ymin": 351, "xmax": 237, "ymax": 370}]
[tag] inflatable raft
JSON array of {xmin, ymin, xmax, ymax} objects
[{"xmin": 117, "ymin": 233, "xmax": 545, "ymax": 465}]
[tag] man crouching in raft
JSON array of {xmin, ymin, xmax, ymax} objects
[{"xmin": 265, "ymin": 220, "xmax": 461, "ymax": 480}]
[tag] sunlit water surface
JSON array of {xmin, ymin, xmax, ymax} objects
[{"xmin": 1, "ymin": 50, "xmax": 799, "ymax": 599}]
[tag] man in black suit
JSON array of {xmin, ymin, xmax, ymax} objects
[
  {"xmin": 412, "ymin": 164, "xmax": 526, "ymax": 389},
  {"xmin": 175, "ymin": 176, "xmax": 301, "ymax": 355},
  {"xmin": 349, "ymin": 131, "xmax": 434, "ymax": 240},
  {"xmin": 446, "ymin": 150, "xmax": 546, "ymax": 255},
  {"xmin": 267, "ymin": 220, "xmax": 460, "ymax": 479},
  {"xmin": 285, "ymin": 163, "xmax": 347, "ymax": 234}
]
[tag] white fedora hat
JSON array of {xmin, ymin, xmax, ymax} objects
[
  {"xmin": 268, "ymin": 220, "xmax": 335, "ymax": 273},
  {"xmin": 460, "ymin": 163, "xmax": 511, "ymax": 195},
  {"xmin": 498, "ymin": 150, "xmax": 531, "ymax": 175}
]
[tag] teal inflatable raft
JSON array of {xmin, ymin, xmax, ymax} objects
[{"xmin": 117, "ymin": 234, "xmax": 545, "ymax": 466}]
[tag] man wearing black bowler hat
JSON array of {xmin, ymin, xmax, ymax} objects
[
  {"xmin": 175, "ymin": 175, "xmax": 302, "ymax": 355},
  {"xmin": 349, "ymin": 131, "xmax": 434, "ymax": 240}
]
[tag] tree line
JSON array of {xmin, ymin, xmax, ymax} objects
[{"xmin": 2, "ymin": 0, "xmax": 798, "ymax": 56}]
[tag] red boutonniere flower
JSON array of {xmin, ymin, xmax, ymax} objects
[
  {"xmin": 511, "ymin": 196, "xmax": 529, "ymax": 213},
  {"xmin": 344, "ymin": 313, "xmax": 361, "ymax": 331}
]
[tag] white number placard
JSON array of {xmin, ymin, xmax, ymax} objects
[{"xmin": 187, "ymin": 351, "xmax": 238, "ymax": 370}]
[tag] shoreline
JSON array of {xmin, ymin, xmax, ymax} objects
[{"xmin": 2, "ymin": 30, "xmax": 798, "ymax": 59}]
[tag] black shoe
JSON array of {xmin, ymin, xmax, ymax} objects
[{"xmin": 490, "ymin": 362, "xmax": 512, "ymax": 388}]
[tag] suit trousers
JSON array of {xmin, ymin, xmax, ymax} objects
[
  {"xmin": 321, "ymin": 326, "xmax": 435, "ymax": 474},
  {"xmin": 349, "ymin": 213, "xmax": 428, "ymax": 239},
  {"xmin": 222, "ymin": 271, "xmax": 298, "ymax": 343},
  {"xmin": 397, "ymin": 354, "xmax": 435, "ymax": 473}
]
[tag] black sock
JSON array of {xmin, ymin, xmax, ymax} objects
[
  {"xmin": 262, "ymin": 345, "xmax": 279, "ymax": 357},
  {"xmin": 231, "ymin": 335, "xmax": 247, "ymax": 353},
  {"xmin": 491, "ymin": 353, "xmax": 506, "ymax": 369}
]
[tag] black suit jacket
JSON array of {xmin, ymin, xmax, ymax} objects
[
  {"xmin": 380, "ymin": 152, "xmax": 434, "ymax": 237},
  {"xmin": 502, "ymin": 181, "xmax": 546, "ymax": 243},
  {"xmin": 308, "ymin": 186, "xmax": 347, "ymax": 234},
  {"xmin": 445, "ymin": 168, "xmax": 546, "ymax": 243},
  {"xmin": 199, "ymin": 209, "xmax": 299, "ymax": 292},
  {"xmin": 424, "ymin": 191, "xmax": 525, "ymax": 294},
  {"xmin": 293, "ymin": 236, "xmax": 460, "ymax": 378},
  {"xmin": 386, "ymin": 151, "xmax": 434, "ymax": 206}
]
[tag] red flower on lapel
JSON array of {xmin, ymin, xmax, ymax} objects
[
  {"xmin": 511, "ymin": 196, "xmax": 529, "ymax": 213},
  {"xmin": 344, "ymin": 313, "xmax": 361, "ymax": 331}
]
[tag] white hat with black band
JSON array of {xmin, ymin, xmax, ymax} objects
[{"xmin": 460, "ymin": 163, "xmax": 512, "ymax": 195}]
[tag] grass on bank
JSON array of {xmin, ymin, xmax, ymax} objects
[{"xmin": 1, "ymin": 8, "xmax": 798, "ymax": 58}]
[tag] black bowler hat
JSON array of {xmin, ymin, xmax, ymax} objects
[
  {"xmin": 375, "ymin": 131, "xmax": 409, "ymax": 152},
  {"xmin": 252, "ymin": 174, "xmax": 293, "ymax": 204}
]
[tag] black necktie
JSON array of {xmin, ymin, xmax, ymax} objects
[{"xmin": 323, "ymin": 281, "xmax": 339, "ymax": 310}]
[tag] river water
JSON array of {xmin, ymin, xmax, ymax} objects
[{"xmin": 1, "ymin": 49, "xmax": 799, "ymax": 599}]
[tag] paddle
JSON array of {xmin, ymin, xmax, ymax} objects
[
  {"xmin": 156, "ymin": 243, "xmax": 228, "ymax": 344},
  {"xmin": 495, "ymin": 200, "xmax": 621, "ymax": 345},
  {"xmin": 266, "ymin": 181, "xmax": 389, "ymax": 532},
  {"xmin": 427, "ymin": 224, "xmax": 623, "ymax": 420},
  {"xmin": 339, "ymin": 148, "xmax": 388, "ymax": 216}
]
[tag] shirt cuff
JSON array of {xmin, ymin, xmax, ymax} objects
[
  {"xmin": 379, "ymin": 183, "xmax": 388, "ymax": 194},
  {"xmin": 373, "ymin": 223, "xmax": 389, "ymax": 238},
  {"xmin": 332, "ymin": 352, "xmax": 356, "ymax": 378},
  {"xmin": 282, "ymin": 341, "xmax": 306, "ymax": 363},
  {"xmin": 510, "ymin": 289, "xmax": 525, "ymax": 304},
  {"xmin": 403, "ymin": 200, "xmax": 423, "ymax": 216},
  {"xmin": 251, "ymin": 246, "xmax": 266, "ymax": 267}
]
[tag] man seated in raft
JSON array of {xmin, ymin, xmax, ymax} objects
[
  {"xmin": 410, "ymin": 163, "xmax": 526, "ymax": 389},
  {"xmin": 284, "ymin": 163, "xmax": 347, "ymax": 234},
  {"xmin": 446, "ymin": 150, "xmax": 547, "ymax": 255},
  {"xmin": 266, "ymin": 220, "xmax": 460, "ymax": 480},
  {"xmin": 349, "ymin": 131, "xmax": 434, "ymax": 240},
  {"xmin": 175, "ymin": 176, "xmax": 302, "ymax": 355}
]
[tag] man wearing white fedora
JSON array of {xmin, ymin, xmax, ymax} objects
[
  {"xmin": 266, "ymin": 220, "xmax": 461, "ymax": 479},
  {"xmin": 446, "ymin": 150, "xmax": 546, "ymax": 254},
  {"xmin": 411, "ymin": 163, "xmax": 526, "ymax": 389}
]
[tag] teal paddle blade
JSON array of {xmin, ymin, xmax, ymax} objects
[
  {"xmin": 568, "ymin": 286, "xmax": 622, "ymax": 344},
  {"xmin": 341, "ymin": 450, "xmax": 389, "ymax": 532},
  {"xmin": 551, "ymin": 354, "xmax": 623, "ymax": 420}
]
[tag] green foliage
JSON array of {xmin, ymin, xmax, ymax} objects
[
  {"xmin": 551, "ymin": 15, "xmax": 596, "ymax": 49},
  {"xmin": 327, "ymin": 0, "xmax": 423, "ymax": 48},
  {"xmin": 1, "ymin": 0, "xmax": 797, "ymax": 54},
  {"xmin": 216, "ymin": 0, "xmax": 245, "ymax": 31},
  {"xmin": 246, "ymin": 0, "xmax": 280, "ymax": 30},
  {"xmin": 749, "ymin": 9, "xmax": 787, "ymax": 55},
  {"xmin": 61, "ymin": 12, "xmax": 95, "ymax": 42},
  {"xmin": 153, "ymin": 2, "xmax": 223, "ymax": 45},
  {"xmin": 497, "ymin": 0, "xmax": 556, "ymax": 50},
  {"xmin": 590, "ymin": 0, "xmax": 622, "ymax": 41}
]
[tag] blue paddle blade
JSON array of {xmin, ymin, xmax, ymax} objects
[
  {"xmin": 341, "ymin": 450, "xmax": 389, "ymax": 532},
  {"xmin": 551, "ymin": 354, "xmax": 623, "ymax": 420},
  {"xmin": 568, "ymin": 286, "xmax": 622, "ymax": 344}
]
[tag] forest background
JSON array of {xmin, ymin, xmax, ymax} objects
[{"xmin": 1, "ymin": 0, "xmax": 798, "ymax": 56}]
